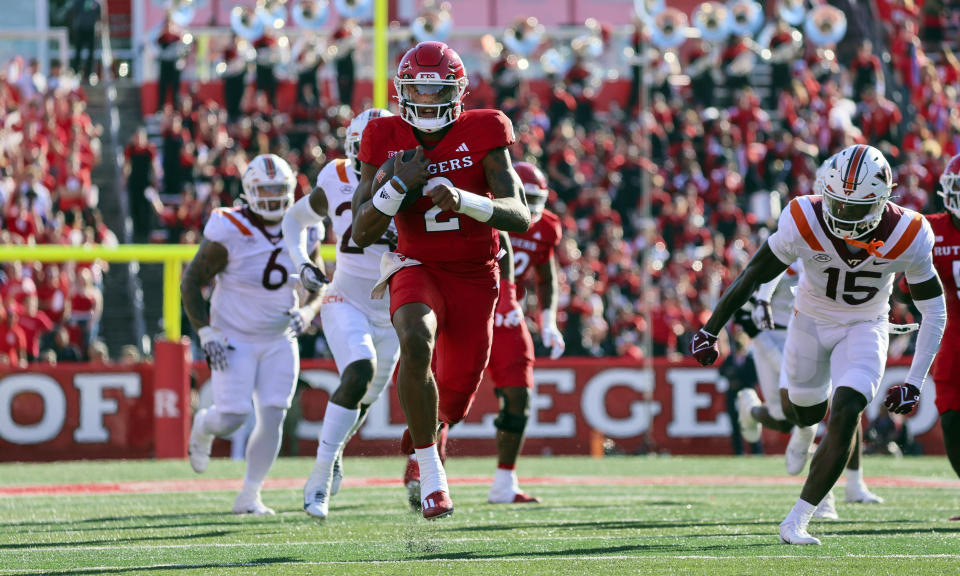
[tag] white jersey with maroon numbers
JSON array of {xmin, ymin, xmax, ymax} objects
[
  {"xmin": 316, "ymin": 158, "xmax": 396, "ymax": 281},
  {"xmin": 767, "ymin": 196, "xmax": 936, "ymax": 324},
  {"xmin": 203, "ymin": 207, "xmax": 320, "ymax": 341}
]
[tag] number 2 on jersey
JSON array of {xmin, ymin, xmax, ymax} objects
[
  {"xmin": 336, "ymin": 202, "xmax": 364, "ymax": 254},
  {"xmin": 425, "ymin": 205, "xmax": 461, "ymax": 232}
]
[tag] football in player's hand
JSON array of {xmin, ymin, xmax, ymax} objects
[{"xmin": 375, "ymin": 148, "xmax": 427, "ymax": 212}]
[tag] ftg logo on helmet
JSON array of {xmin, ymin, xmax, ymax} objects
[
  {"xmin": 241, "ymin": 153, "xmax": 295, "ymax": 222},
  {"xmin": 821, "ymin": 144, "xmax": 894, "ymax": 239},
  {"xmin": 394, "ymin": 41, "xmax": 469, "ymax": 133}
]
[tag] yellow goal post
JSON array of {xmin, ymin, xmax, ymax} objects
[{"xmin": 0, "ymin": 244, "xmax": 337, "ymax": 341}]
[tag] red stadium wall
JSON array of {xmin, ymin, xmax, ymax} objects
[{"xmin": 0, "ymin": 353, "xmax": 944, "ymax": 462}]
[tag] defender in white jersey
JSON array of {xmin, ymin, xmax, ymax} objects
[
  {"xmin": 691, "ymin": 145, "xmax": 946, "ymax": 545},
  {"xmin": 739, "ymin": 258, "xmax": 884, "ymax": 511},
  {"xmin": 182, "ymin": 153, "xmax": 326, "ymax": 515},
  {"xmin": 282, "ymin": 108, "xmax": 402, "ymax": 520}
]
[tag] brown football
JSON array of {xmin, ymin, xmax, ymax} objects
[{"xmin": 374, "ymin": 149, "xmax": 423, "ymax": 212}]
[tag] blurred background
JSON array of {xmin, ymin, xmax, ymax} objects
[{"xmin": 0, "ymin": 0, "xmax": 954, "ymax": 459}]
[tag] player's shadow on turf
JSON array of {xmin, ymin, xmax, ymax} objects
[
  {"xmin": 0, "ymin": 530, "xmax": 231, "ymax": 550},
  {"xmin": 0, "ymin": 511, "xmax": 237, "ymax": 530},
  {"xmin": 413, "ymin": 542, "xmax": 773, "ymax": 561},
  {"xmin": 6, "ymin": 556, "xmax": 298, "ymax": 576},
  {"xmin": 455, "ymin": 519, "xmax": 774, "ymax": 532}
]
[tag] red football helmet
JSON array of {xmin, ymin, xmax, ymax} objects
[
  {"xmin": 939, "ymin": 153, "xmax": 960, "ymax": 219},
  {"xmin": 514, "ymin": 162, "xmax": 549, "ymax": 223},
  {"xmin": 394, "ymin": 41, "xmax": 468, "ymax": 133}
]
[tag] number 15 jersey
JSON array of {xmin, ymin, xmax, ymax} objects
[{"xmin": 767, "ymin": 195, "xmax": 936, "ymax": 324}]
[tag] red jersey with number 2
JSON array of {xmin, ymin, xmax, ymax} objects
[
  {"xmin": 358, "ymin": 110, "xmax": 516, "ymax": 266},
  {"xmin": 510, "ymin": 209, "xmax": 562, "ymax": 282}
]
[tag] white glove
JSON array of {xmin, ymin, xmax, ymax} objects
[
  {"xmin": 496, "ymin": 305, "xmax": 524, "ymax": 328},
  {"xmin": 288, "ymin": 306, "xmax": 317, "ymax": 336},
  {"xmin": 541, "ymin": 324, "xmax": 565, "ymax": 360},
  {"xmin": 198, "ymin": 326, "xmax": 232, "ymax": 371},
  {"xmin": 751, "ymin": 300, "xmax": 775, "ymax": 331},
  {"xmin": 299, "ymin": 263, "xmax": 328, "ymax": 292}
]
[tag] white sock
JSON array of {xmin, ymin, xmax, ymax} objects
[
  {"xmin": 201, "ymin": 406, "xmax": 249, "ymax": 438},
  {"xmin": 316, "ymin": 403, "xmax": 360, "ymax": 463},
  {"xmin": 242, "ymin": 404, "xmax": 287, "ymax": 491},
  {"xmin": 787, "ymin": 498, "xmax": 817, "ymax": 522},
  {"xmin": 493, "ymin": 467, "xmax": 517, "ymax": 491},
  {"xmin": 415, "ymin": 443, "xmax": 447, "ymax": 500},
  {"xmin": 846, "ymin": 467, "xmax": 863, "ymax": 488}
]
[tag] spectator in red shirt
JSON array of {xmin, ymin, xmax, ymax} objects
[
  {"xmin": 0, "ymin": 309, "xmax": 27, "ymax": 367},
  {"xmin": 17, "ymin": 293, "xmax": 53, "ymax": 362},
  {"xmin": 856, "ymin": 86, "xmax": 902, "ymax": 148},
  {"xmin": 849, "ymin": 41, "xmax": 884, "ymax": 101},
  {"xmin": 67, "ymin": 267, "xmax": 102, "ymax": 353}
]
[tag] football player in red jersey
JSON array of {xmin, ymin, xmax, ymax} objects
[
  {"xmin": 927, "ymin": 153, "xmax": 960, "ymax": 519},
  {"xmin": 351, "ymin": 41, "xmax": 531, "ymax": 519},
  {"xmin": 485, "ymin": 162, "xmax": 564, "ymax": 504}
]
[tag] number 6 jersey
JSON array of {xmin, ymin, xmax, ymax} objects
[
  {"xmin": 768, "ymin": 195, "xmax": 936, "ymax": 324},
  {"xmin": 203, "ymin": 206, "xmax": 320, "ymax": 340}
]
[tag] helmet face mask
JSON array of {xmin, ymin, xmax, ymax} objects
[
  {"xmin": 524, "ymin": 184, "xmax": 548, "ymax": 223},
  {"xmin": 939, "ymin": 153, "xmax": 960, "ymax": 219},
  {"xmin": 820, "ymin": 145, "xmax": 893, "ymax": 240},
  {"xmin": 394, "ymin": 41, "xmax": 468, "ymax": 133},
  {"xmin": 513, "ymin": 161, "xmax": 549, "ymax": 223},
  {"xmin": 241, "ymin": 154, "xmax": 295, "ymax": 222}
]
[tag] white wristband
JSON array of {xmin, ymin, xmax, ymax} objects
[
  {"xmin": 372, "ymin": 180, "xmax": 405, "ymax": 217},
  {"xmin": 457, "ymin": 191, "xmax": 494, "ymax": 223}
]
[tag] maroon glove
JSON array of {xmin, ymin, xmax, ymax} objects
[
  {"xmin": 884, "ymin": 383, "xmax": 920, "ymax": 415},
  {"xmin": 690, "ymin": 329, "xmax": 719, "ymax": 366}
]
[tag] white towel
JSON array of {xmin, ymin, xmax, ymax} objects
[{"xmin": 371, "ymin": 252, "xmax": 423, "ymax": 299}]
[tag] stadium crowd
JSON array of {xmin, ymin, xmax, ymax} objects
[
  {"xmin": 3, "ymin": 3, "xmax": 953, "ymax": 364},
  {"xmin": 0, "ymin": 57, "xmax": 115, "ymax": 366},
  {"xmin": 135, "ymin": 5, "xmax": 957, "ymax": 362}
]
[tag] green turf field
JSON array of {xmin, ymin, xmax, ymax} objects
[{"xmin": 1, "ymin": 456, "xmax": 959, "ymax": 575}]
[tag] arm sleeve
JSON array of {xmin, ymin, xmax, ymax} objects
[
  {"xmin": 282, "ymin": 195, "xmax": 325, "ymax": 270},
  {"xmin": 766, "ymin": 200, "xmax": 801, "ymax": 266},
  {"xmin": 904, "ymin": 218, "xmax": 937, "ymax": 285},
  {"xmin": 906, "ymin": 293, "xmax": 947, "ymax": 388}
]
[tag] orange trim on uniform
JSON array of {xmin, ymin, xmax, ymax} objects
[
  {"xmin": 336, "ymin": 158, "xmax": 350, "ymax": 183},
  {"xmin": 216, "ymin": 208, "xmax": 253, "ymax": 236},
  {"xmin": 882, "ymin": 213, "xmax": 923, "ymax": 260},
  {"xmin": 790, "ymin": 200, "xmax": 824, "ymax": 251}
]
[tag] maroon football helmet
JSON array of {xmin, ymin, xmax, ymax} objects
[
  {"xmin": 939, "ymin": 153, "xmax": 960, "ymax": 219},
  {"xmin": 394, "ymin": 41, "xmax": 468, "ymax": 133},
  {"xmin": 514, "ymin": 161, "xmax": 549, "ymax": 223}
]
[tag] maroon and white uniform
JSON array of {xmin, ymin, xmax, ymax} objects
[
  {"xmin": 358, "ymin": 110, "xmax": 516, "ymax": 424},
  {"xmin": 927, "ymin": 212, "xmax": 960, "ymax": 413},
  {"xmin": 487, "ymin": 210, "xmax": 562, "ymax": 389}
]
